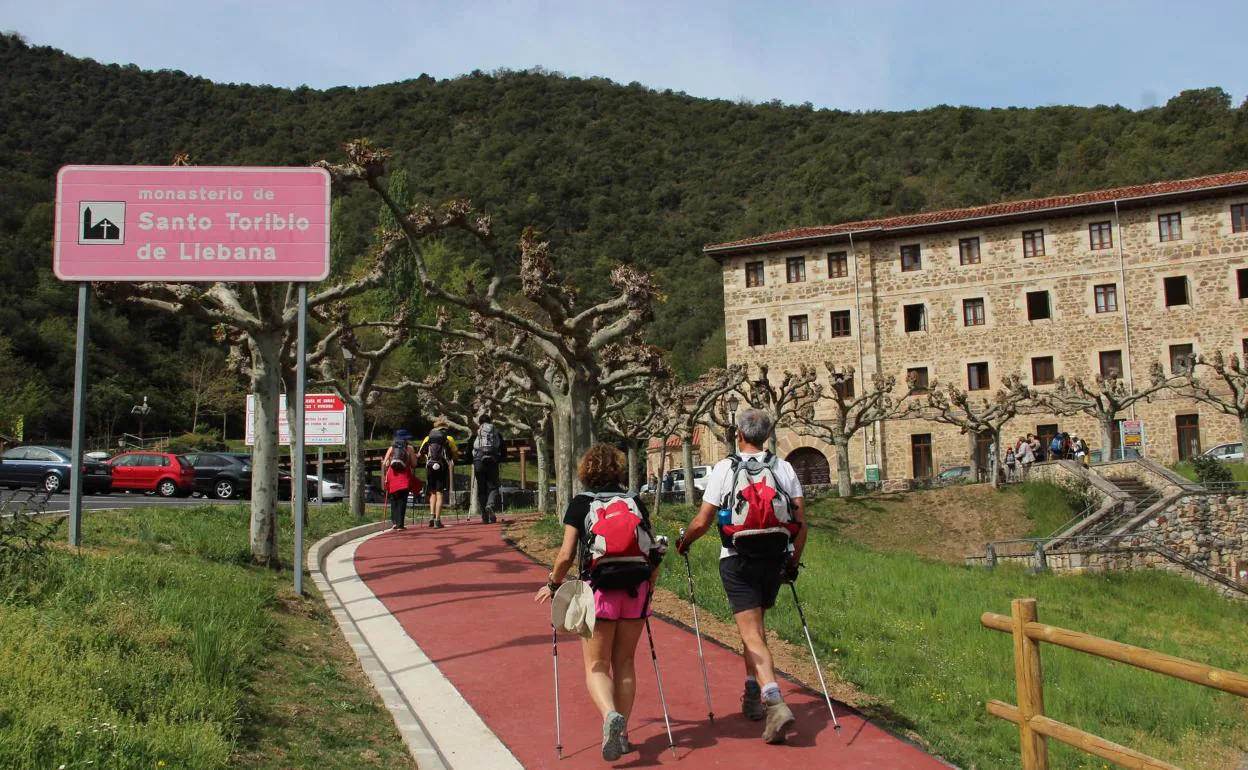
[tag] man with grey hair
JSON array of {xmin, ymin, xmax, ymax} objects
[{"xmin": 676, "ymin": 407, "xmax": 807, "ymax": 744}]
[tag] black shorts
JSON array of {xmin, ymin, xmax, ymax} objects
[
  {"xmin": 719, "ymin": 554, "xmax": 784, "ymax": 614},
  {"xmin": 426, "ymin": 465, "xmax": 450, "ymax": 493}
]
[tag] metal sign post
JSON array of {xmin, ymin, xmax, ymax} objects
[
  {"xmin": 68, "ymin": 283, "xmax": 89, "ymax": 548},
  {"xmin": 317, "ymin": 446, "xmax": 324, "ymax": 508},
  {"xmin": 293, "ymin": 284, "xmax": 308, "ymax": 596}
]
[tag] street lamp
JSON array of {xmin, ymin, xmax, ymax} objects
[
  {"xmin": 726, "ymin": 393, "xmax": 740, "ymax": 452},
  {"xmin": 130, "ymin": 395, "xmax": 152, "ymax": 441}
]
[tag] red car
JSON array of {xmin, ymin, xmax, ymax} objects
[{"xmin": 108, "ymin": 451, "xmax": 196, "ymax": 497}]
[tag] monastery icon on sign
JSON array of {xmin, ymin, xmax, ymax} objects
[{"xmin": 79, "ymin": 201, "xmax": 125, "ymax": 244}]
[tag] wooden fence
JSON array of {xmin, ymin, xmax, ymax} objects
[{"xmin": 981, "ymin": 598, "xmax": 1248, "ymax": 770}]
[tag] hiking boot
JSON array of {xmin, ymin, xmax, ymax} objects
[
  {"xmin": 487, "ymin": 512, "xmax": 497, "ymax": 524},
  {"xmin": 602, "ymin": 711, "xmax": 626, "ymax": 761},
  {"xmin": 762, "ymin": 700, "xmax": 795, "ymax": 744},
  {"xmin": 617, "ymin": 734, "xmax": 635, "ymax": 754},
  {"xmin": 742, "ymin": 681, "xmax": 765, "ymax": 721},
  {"xmin": 434, "ymin": 519, "xmax": 445, "ymax": 529},
  {"xmin": 427, "ymin": 519, "xmax": 436, "ymax": 528}
]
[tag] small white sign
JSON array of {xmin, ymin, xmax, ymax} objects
[{"xmin": 246, "ymin": 393, "xmax": 346, "ymax": 446}]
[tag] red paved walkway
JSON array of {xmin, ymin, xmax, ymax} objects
[{"xmin": 355, "ymin": 519, "xmax": 951, "ymax": 769}]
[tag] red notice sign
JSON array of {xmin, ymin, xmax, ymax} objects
[{"xmin": 54, "ymin": 165, "xmax": 331, "ymax": 282}]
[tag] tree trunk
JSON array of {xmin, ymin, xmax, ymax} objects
[
  {"xmin": 1239, "ymin": 415, "xmax": 1248, "ymax": 468},
  {"xmin": 551, "ymin": 375, "xmax": 595, "ymax": 517},
  {"xmin": 990, "ymin": 427, "xmax": 1002, "ymax": 489},
  {"xmin": 347, "ymin": 398, "xmax": 367, "ymax": 518},
  {"xmin": 626, "ymin": 438, "xmax": 641, "ymax": 494},
  {"xmin": 835, "ymin": 435, "xmax": 853, "ymax": 498},
  {"xmin": 1100, "ymin": 414, "xmax": 1115, "ymax": 463},
  {"xmin": 249, "ymin": 330, "xmax": 282, "ymax": 568},
  {"xmin": 191, "ymin": 392, "xmax": 201, "ymax": 434},
  {"xmin": 682, "ymin": 434, "xmax": 696, "ymax": 506},
  {"xmin": 653, "ymin": 434, "xmax": 670, "ymax": 519},
  {"xmin": 535, "ymin": 430, "xmax": 550, "ymax": 513},
  {"xmin": 468, "ymin": 463, "xmax": 481, "ymax": 519}
]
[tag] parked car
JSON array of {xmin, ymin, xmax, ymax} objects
[
  {"xmin": 0, "ymin": 445, "xmax": 112, "ymax": 494},
  {"xmin": 935, "ymin": 465, "xmax": 973, "ymax": 485},
  {"xmin": 668, "ymin": 466, "xmax": 711, "ymax": 493},
  {"xmin": 215, "ymin": 453, "xmax": 317, "ymax": 500},
  {"xmin": 309, "ymin": 475, "xmax": 346, "ymax": 502},
  {"xmin": 107, "ymin": 450, "xmax": 196, "ymax": 497},
  {"xmin": 1202, "ymin": 442, "xmax": 1244, "ymax": 462}
]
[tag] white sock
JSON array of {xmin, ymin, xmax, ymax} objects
[{"xmin": 761, "ymin": 682, "xmax": 782, "ymax": 704}]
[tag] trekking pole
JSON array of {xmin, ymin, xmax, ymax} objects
[
  {"xmin": 643, "ymin": 617, "xmax": 678, "ymax": 758},
  {"xmin": 551, "ymin": 623, "xmax": 563, "ymax": 759},
  {"xmin": 678, "ymin": 528, "xmax": 714, "ymax": 723},
  {"xmin": 787, "ymin": 578, "xmax": 842, "ymax": 734}
]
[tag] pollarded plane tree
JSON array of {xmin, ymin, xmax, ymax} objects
[
  {"xmin": 1044, "ymin": 363, "xmax": 1179, "ymax": 460},
  {"xmin": 98, "ymin": 224, "xmax": 402, "ymax": 568},
  {"xmin": 1183, "ymin": 350, "xmax": 1248, "ymax": 467},
  {"xmin": 671, "ymin": 366, "xmax": 748, "ymax": 505},
  {"xmin": 739, "ymin": 363, "xmax": 820, "ymax": 454},
  {"xmin": 646, "ymin": 380, "xmax": 687, "ymax": 519},
  {"xmin": 792, "ymin": 363, "xmax": 921, "ymax": 498},
  {"xmin": 322, "ymin": 140, "xmax": 662, "ymax": 515},
  {"xmin": 923, "ymin": 373, "xmax": 1035, "ymax": 489}
]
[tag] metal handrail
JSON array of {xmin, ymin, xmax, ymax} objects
[{"xmin": 1045, "ymin": 496, "xmax": 1109, "ymax": 540}]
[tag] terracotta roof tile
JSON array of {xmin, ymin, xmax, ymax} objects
[{"xmin": 706, "ymin": 168, "xmax": 1248, "ymax": 253}]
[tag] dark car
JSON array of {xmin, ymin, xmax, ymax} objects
[
  {"xmin": 0, "ymin": 445, "xmax": 112, "ymax": 494},
  {"xmin": 197, "ymin": 453, "xmax": 317, "ymax": 500}
]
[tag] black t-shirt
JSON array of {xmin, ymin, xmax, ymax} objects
[{"xmin": 562, "ymin": 486, "xmax": 652, "ymax": 577}]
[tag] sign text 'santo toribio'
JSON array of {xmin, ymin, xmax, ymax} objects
[{"xmin": 53, "ymin": 166, "xmax": 331, "ymax": 282}]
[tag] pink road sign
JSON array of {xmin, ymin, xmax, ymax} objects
[{"xmin": 54, "ymin": 165, "xmax": 331, "ymax": 282}]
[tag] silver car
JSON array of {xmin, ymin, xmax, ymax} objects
[{"xmin": 1202, "ymin": 442, "xmax": 1244, "ymax": 462}]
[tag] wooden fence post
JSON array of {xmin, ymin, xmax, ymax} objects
[{"xmin": 1012, "ymin": 598, "xmax": 1048, "ymax": 770}]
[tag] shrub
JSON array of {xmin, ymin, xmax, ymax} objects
[
  {"xmin": 1059, "ymin": 476, "xmax": 1099, "ymax": 514},
  {"xmin": 1189, "ymin": 455, "xmax": 1232, "ymax": 484},
  {"xmin": 0, "ymin": 511, "xmax": 63, "ymax": 602},
  {"xmin": 167, "ymin": 431, "xmax": 225, "ymax": 454}
]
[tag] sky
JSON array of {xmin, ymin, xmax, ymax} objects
[{"xmin": 3, "ymin": 0, "xmax": 1245, "ymax": 112}]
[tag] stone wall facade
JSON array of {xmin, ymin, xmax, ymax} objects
[{"xmin": 717, "ymin": 185, "xmax": 1248, "ymax": 483}]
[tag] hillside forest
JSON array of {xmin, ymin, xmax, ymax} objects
[{"xmin": 2, "ymin": 32, "xmax": 1247, "ymax": 443}]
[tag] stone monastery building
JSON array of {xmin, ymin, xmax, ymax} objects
[{"xmin": 706, "ymin": 170, "xmax": 1248, "ymax": 486}]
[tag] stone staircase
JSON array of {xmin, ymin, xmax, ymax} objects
[{"xmin": 1075, "ymin": 477, "xmax": 1163, "ymax": 540}]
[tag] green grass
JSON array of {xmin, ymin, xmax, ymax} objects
[
  {"xmin": 0, "ymin": 504, "xmax": 414, "ymax": 770},
  {"xmin": 1171, "ymin": 460, "xmax": 1248, "ymax": 483},
  {"xmin": 534, "ymin": 500, "xmax": 1248, "ymax": 770},
  {"xmin": 1014, "ymin": 481, "xmax": 1079, "ymax": 538}
]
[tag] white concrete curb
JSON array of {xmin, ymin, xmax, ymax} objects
[{"xmin": 308, "ymin": 524, "xmax": 523, "ymax": 770}]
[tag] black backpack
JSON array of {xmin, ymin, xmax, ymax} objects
[
  {"xmin": 474, "ymin": 422, "xmax": 502, "ymax": 462},
  {"xmin": 389, "ymin": 439, "xmax": 409, "ymax": 471},
  {"xmin": 425, "ymin": 430, "xmax": 449, "ymax": 471}
]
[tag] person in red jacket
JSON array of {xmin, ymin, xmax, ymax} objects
[{"xmin": 382, "ymin": 429, "xmax": 418, "ymax": 531}]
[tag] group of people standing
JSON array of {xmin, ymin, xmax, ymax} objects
[
  {"xmin": 1001, "ymin": 431, "xmax": 1092, "ymax": 481},
  {"xmin": 379, "ymin": 414, "xmax": 505, "ymax": 530},
  {"xmin": 536, "ymin": 408, "xmax": 807, "ymax": 760}
]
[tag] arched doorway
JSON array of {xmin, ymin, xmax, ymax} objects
[{"xmin": 786, "ymin": 447, "xmax": 831, "ymax": 486}]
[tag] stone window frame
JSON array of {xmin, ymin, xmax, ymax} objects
[
  {"xmin": 1231, "ymin": 202, "xmax": 1248, "ymax": 234},
  {"xmin": 902, "ymin": 302, "xmax": 928, "ymax": 334},
  {"xmin": 1093, "ymin": 282, "xmax": 1118, "ymax": 314},
  {"xmin": 1157, "ymin": 211, "xmax": 1183, "ymax": 243},
  {"xmin": 829, "ymin": 309, "xmax": 852, "ymax": 338},
  {"xmin": 1025, "ymin": 289, "xmax": 1053, "ymax": 322},
  {"xmin": 962, "ymin": 297, "xmax": 986, "ymax": 327},
  {"xmin": 746, "ymin": 318, "xmax": 768, "ymax": 347},
  {"xmin": 900, "ymin": 243, "xmax": 923, "ymax": 272},
  {"xmin": 958, "ymin": 236, "xmax": 982, "ymax": 266},
  {"xmin": 1162, "ymin": 274, "xmax": 1192, "ymax": 308},
  {"xmin": 905, "ymin": 365, "xmax": 932, "ymax": 392},
  {"xmin": 786, "ymin": 256, "xmax": 807, "ymax": 284},
  {"xmin": 1021, "ymin": 229, "xmax": 1046, "ymax": 258},
  {"xmin": 966, "ymin": 361, "xmax": 991, "ymax": 391},
  {"xmin": 744, "ymin": 260, "xmax": 765, "ymax": 288},
  {"xmin": 827, "ymin": 251, "xmax": 850, "ymax": 279},
  {"xmin": 1088, "ymin": 220, "xmax": 1114, "ymax": 251},
  {"xmin": 1166, "ymin": 340, "xmax": 1196, "ymax": 375},
  {"xmin": 1097, "ymin": 348, "xmax": 1125, "ymax": 379},
  {"xmin": 1030, "ymin": 355, "xmax": 1056, "ymax": 386},
  {"xmin": 788, "ymin": 314, "xmax": 810, "ymax": 343},
  {"xmin": 1235, "ymin": 266, "xmax": 1248, "ymax": 301}
]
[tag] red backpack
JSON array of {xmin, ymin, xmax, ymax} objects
[
  {"xmin": 718, "ymin": 453, "xmax": 799, "ymax": 559},
  {"xmin": 581, "ymin": 493, "xmax": 654, "ymax": 593}
]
